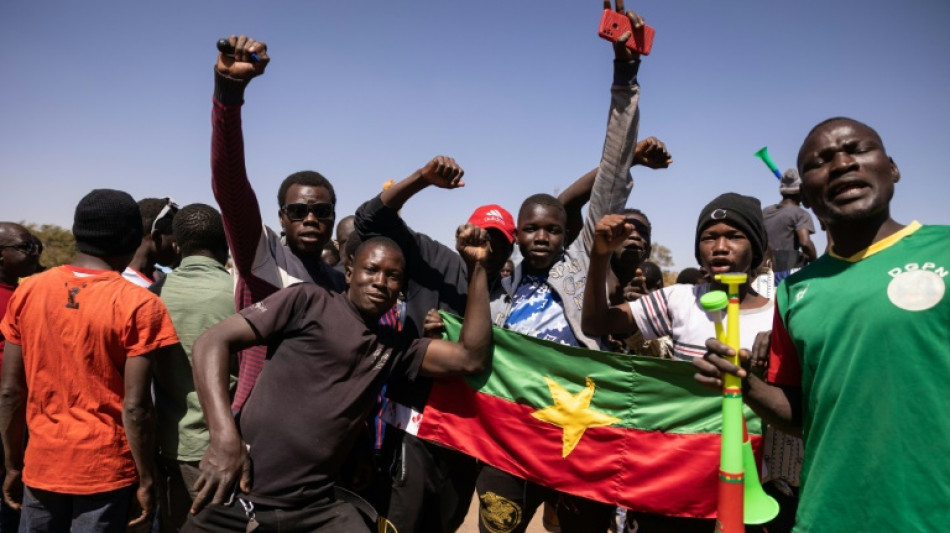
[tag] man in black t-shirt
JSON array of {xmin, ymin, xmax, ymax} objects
[{"xmin": 183, "ymin": 232, "xmax": 494, "ymax": 533}]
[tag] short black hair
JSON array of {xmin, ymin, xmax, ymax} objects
[
  {"xmin": 353, "ymin": 236, "xmax": 403, "ymax": 263},
  {"xmin": 518, "ymin": 194, "xmax": 567, "ymax": 224},
  {"xmin": 277, "ymin": 171, "xmax": 337, "ymax": 207},
  {"xmin": 172, "ymin": 203, "xmax": 227, "ymax": 257},
  {"xmin": 676, "ymin": 267, "xmax": 706, "ymax": 285},
  {"xmin": 0, "ymin": 222, "xmax": 29, "ymax": 245},
  {"xmin": 639, "ymin": 260, "xmax": 663, "ymax": 290},
  {"xmin": 621, "ymin": 207, "xmax": 651, "ymax": 227},
  {"xmin": 139, "ymin": 198, "xmax": 178, "ymax": 235},
  {"xmin": 343, "ymin": 233, "xmax": 363, "ymax": 262}
]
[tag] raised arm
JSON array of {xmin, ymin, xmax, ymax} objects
[
  {"xmin": 355, "ymin": 156, "xmax": 465, "ymax": 254},
  {"xmin": 354, "ymin": 157, "xmax": 473, "ymax": 335},
  {"xmin": 419, "ymin": 224, "xmax": 492, "ymax": 376},
  {"xmin": 0, "ymin": 343, "xmax": 26, "ymax": 510},
  {"xmin": 210, "ymin": 35, "xmax": 271, "ymax": 276},
  {"xmin": 581, "ymin": 214, "xmax": 640, "ymax": 337},
  {"xmin": 190, "ymin": 314, "xmax": 260, "ymax": 513},
  {"xmin": 576, "ymin": 3, "xmax": 647, "ymax": 255},
  {"xmin": 382, "ymin": 156, "xmax": 464, "ymax": 211},
  {"xmin": 559, "ymin": 137, "xmax": 672, "ymax": 246}
]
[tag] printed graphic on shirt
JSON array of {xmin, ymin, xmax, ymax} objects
[
  {"xmin": 65, "ymin": 285, "xmax": 81, "ymax": 309},
  {"xmin": 504, "ymin": 274, "xmax": 579, "ymax": 346},
  {"xmin": 794, "ymin": 284, "xmax": 809, "ymax": 303},
  {"xmin": 886, "ymin": 261, "xmax": 947, "ymax": 311}
]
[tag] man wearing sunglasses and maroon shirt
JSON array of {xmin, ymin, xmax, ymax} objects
[{"xmin": 210, "ymin": 35, "xmax": 350, "ymax": 411}]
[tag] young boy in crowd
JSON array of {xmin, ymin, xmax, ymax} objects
[
  {"xmin": 475, "ymin": 2, "xmax": 649, "ymax": 530},
  {"xmin": 582, "ymin": 193, "xmax": 773, "ymax": 532}
]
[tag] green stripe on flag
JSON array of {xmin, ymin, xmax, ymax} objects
[{"xmin": 440, "ymin": 312, "xmax": 761, "ymax": 435}]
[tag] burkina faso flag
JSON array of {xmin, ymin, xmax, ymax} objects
[{"xmin": 412, "ymin": 313, "xmax": 762, "ymax": 518}]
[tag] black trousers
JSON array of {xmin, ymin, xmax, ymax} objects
[
  {"xmin": 181, "ymin": 496, "xmax": 369, "ymax": 533},
  {"xmin": 475, "ymin": 464, "xmax": 613, "ymax": 533},
  {"xmin": 379, "ymin": 431, "xmax": 478, "ymax": 533}
]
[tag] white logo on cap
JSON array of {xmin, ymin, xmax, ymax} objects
[
  {"xmin": 711, "ymin": 209, "xmax": 728, "ymax": 220},
  {"xmin": 484, "ymin": 209, "xmax": 505, "ymax": 222}
]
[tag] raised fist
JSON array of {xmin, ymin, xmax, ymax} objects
[
  {"xmin": 455, "ymin": 223, "xmax": 490, "ymax": 266},
  {"xmin": 634, "ymin": 136, "xmax": 672, "ymax": 169},
  {"xmin": 593, "ymin": 214, "xmax": 633, "ymax": 257},
  {"xmin": 420, "ymin": 156, "xmax": 465, "ymax": 189},
  {"xmin": 216, "ymin": 35, "xmax": 270, "ymax": 82}
]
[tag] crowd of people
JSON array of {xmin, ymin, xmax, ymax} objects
[{"xmin": 0, "ymin": 2, "xmax": 947, "ymax": 532}]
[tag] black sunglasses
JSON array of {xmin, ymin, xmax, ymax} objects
[
  {"xmin": 1, "ymin": 241, "xmax": 40, "ymax": 256},
  {"xmin": 281, "ymin": 202, "xmax": 335, "ymax": 222}
]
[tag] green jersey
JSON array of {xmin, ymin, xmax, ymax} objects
[{"xmin": 769, "ymin": 222, "xmax": 950, "ymax": 532}]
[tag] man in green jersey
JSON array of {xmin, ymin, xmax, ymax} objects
[{"xmin": 695, "ymin": 117, "xmax": 950, "ymax": 532}]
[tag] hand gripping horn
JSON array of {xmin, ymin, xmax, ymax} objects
[{"xmin": 700, "ymin": 279, "xmax": 778, "ymax": 531}]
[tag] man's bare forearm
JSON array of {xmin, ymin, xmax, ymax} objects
[
  {"xmin": 456, "ymin": 262, "xmax": 491, "ymax": 373},
  {"xmin": 744, "ymin": 376, "xmax": 802, "ymax": 436},
  {"xmin": 124, "ymin": 354, "xmax": 157, "ymax": 488},
  {"xmin": 0, "ymin": 344, "xmax": 26, "ymax": 471}
]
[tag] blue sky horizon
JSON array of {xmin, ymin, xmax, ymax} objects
[{"xmin": 3, "ymin": 1, "xmax": 948, "ymax": 270}]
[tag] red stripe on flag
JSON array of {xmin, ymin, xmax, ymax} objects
[{"xmin": 419, "ymin": 378, "xmax": 761, "ymax": 518}]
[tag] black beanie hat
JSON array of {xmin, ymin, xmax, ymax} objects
[
  {"xmin": 694, "ymin": 193, "xmax": 768, "ymax": 271},
  {"xmin": 72, "ymin": 189, "xmax": 143, "ymax": 257}
]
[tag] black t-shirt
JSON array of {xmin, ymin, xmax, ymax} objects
[{"xmin": 237, "ymin": 283, "xmax": 429, "ymax": 508}]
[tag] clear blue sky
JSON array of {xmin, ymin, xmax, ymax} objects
[{"xmin": 2, "ymin": 1, "xmax": 949, "ymax": 270}]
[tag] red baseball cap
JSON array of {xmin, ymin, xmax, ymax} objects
[{"xmin": 467, "ymin": 204, "xmax": 515, "ymax": 244}]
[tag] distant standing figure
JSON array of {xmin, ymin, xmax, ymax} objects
[{"xmin": 762, "ymin": 169, "xmax": 816, "ymax": 275}]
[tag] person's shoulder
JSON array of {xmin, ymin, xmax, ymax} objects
[
  {"xmin": 287, "ymin": 281, "xmax": 325, "ymax": 298},
  {"xmin": 118, "ymin": 276, "xmax": 166, "ymax": 303},
  {"xmin": 899, "ymin": 224, "xmax": 950, "ymax": 255},
  {"xmin": 321, "ymin": 262, "xmax": 347, "ymax": 292},
  {"xmin": 636, "ymin": 282, "xmax": 694, "ymax": 309},
  {"xmin": 14, "ymin": 267, "xmax": 60, "ymax": 292},
  {"xmin": 792, "ymin": 205, "xmax": 813, "ymax": 218},
  {"xmin": 781, "ymin": 255, "xmax": 837, "ymax": 289},
  {"xmin": 916, "ymin": 224, "xmax": 950, "ymax": 238},
  {"xmin": 668, "ymin": 282, "xmax": 704, "ymax": 299}
]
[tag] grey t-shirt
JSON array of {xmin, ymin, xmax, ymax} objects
[
  {"xmin": 763, "ymin": 204, "xmax": 815, "ymax": 271},
  {"xmin": 238, "ymin": 283, "xmax": 429, "ymax": 508}
]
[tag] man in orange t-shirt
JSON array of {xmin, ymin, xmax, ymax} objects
[{"xmin": 0, "ymin": 189, "xmax": 179, "ymax": 532}]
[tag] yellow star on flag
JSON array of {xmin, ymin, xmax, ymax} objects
[{"xmin": 531, "ymin": 376, "xmax": 620, "ymax": 458}]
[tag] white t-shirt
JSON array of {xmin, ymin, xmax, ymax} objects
[
  {"xmin": 122, "ymin": 267, "xmax": 153, "ymax": 288},
  {"xmin": 628, "ymin": 283, "xmax": 773, "ymax": 362},
  {"xmin": 630, "ymin": 282, "xmax": 801, "ymax": 485}
]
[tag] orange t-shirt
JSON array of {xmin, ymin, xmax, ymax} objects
[{"xmin": 0, "ymin": 266, "xmax": 179, "ymax": 494}]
